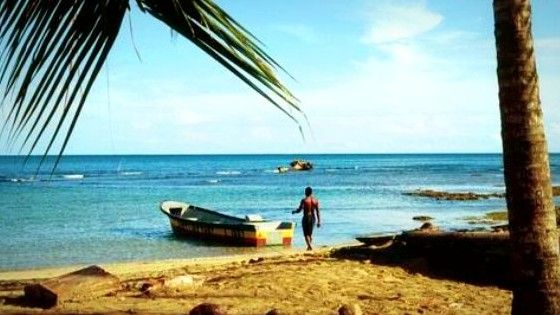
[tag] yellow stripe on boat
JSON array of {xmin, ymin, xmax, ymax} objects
[{"xmin": 161, "ymin": 200, "xmax": 294, "ymax": 247}]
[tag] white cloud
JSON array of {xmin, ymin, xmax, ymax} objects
[
  {"xmin": 283, "ymin": 2, "xmax": 504, "ymax": 153},
  {"xmin": 362, "ymin": 1, "xmax": 443, "ymax": 44}
]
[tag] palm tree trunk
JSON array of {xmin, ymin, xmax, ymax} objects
[{"xmin": 493, "ymin": 0, "xmax": 560, "ymax": 313}]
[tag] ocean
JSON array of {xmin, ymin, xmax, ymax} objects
[{"xmin": 0, "ymin": 154, "xmax": 558, "ymax": 271}]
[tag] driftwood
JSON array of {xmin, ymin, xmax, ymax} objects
[{"xmin": 23, "ymin": 265, "xmax": 119, "ymax": 308}]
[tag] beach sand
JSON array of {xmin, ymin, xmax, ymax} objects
[{"xmin": 0, "ymin": 246, "xmax": 511, "ymax": 314}]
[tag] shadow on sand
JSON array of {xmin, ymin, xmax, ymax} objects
[
  {"xmin": 332, "ymin": 231, "xmax": 512, "ymax": 289},
  {"xmin": 2, "ymin": 294, "xmax": 50, "ymax": 310},
  {"xmin": 0, "ymin": 280, "xmax": 44, "ymax": 309}
]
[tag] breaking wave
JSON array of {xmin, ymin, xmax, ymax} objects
[
  {"xmin": 216, "ymin": 171, "xmax": 241, "ymax": 175},
  {"xmin": 62, "ymin": 174, "xmax": 84, "ymax": 180}
]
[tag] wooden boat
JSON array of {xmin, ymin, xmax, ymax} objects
[{"xmin": 160, "ymin": 201, "xmax": 295, "ymax": 247}]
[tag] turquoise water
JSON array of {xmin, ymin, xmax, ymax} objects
[{"xmin": 0, "ymin": 154, "xmax": 558, "ymax": 271}]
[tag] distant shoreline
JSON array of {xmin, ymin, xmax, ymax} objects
[{"xmin": 0, "ymin": 152, "xmax": 526, "ymax": 157}]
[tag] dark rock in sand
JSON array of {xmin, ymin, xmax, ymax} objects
[
  {"xmin": 249, "ymin": 257, "xmax": 265, "ymax": 264},
  {"xmin": 139, "ymin": 282, "xmax": 152, "ymax": 292},
  {"xmin": 23, "ymin": 265, "xmax": 119, "ymax": 309},
  {"xmin": 413, "ymin": 216, "xmax": 433, "ymax": 222},
  {"xmin": 189, "ymin": 303, "xmax": 226, "ymax": 315},
  {"xmin": 338, "ymin": 305, "xmax": 352, "ymax": 315},
  {"xmin": 338, "ymin": 304, "xmax": 362, "ymax": 315},
  {"xmin": 403, "ymin": 189, "xmax": 505, "ymax": 201},
  {"xmin": 265, "ymin": 309, "xmax": 281, "ymax": 315}
]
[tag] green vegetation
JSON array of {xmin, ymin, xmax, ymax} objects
[
  {"xmin": 463, "ymin": 211, "xmax": 507, "ymax": 225},
  {"xmin": 485, "ymin": 211, "xmax": 508, "ymax": 221}
]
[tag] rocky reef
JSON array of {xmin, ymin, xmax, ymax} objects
[
  {"xmin": 405, "ymin": 186, "xmax": 560, "ymax": 201},
  {"xmin": 403, "ymin": 189, "xmax": 505, "ymax": 201},
  {"xmin": 289, "ymin": 160, "xmax": 313, "ymax": 171}
]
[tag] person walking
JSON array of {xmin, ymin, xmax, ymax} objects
[{"xmin": 292, "ymin": 186, "xmax": 321, "ymax": 250}]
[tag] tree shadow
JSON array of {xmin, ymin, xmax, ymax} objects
[
  {"xmin": 3, "ymin": 295, "xmax": 51, "ymax": 310},
  {"xmin": 332, "ymin": 232, "xmax": 513, "ymax": 289},
  {"xmin": 0, "ymin": 280, "xmax": 50, "ymax": 309}
]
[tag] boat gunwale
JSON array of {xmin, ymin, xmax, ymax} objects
[{"xmin": 159, "ymin": 201, "xmax": 292, "ymax": 232}]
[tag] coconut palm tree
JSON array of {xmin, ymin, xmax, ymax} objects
[
  {"xmin": 0, "ymin": 0, "xmax": 301, "ymax": 168},
  {"xmin": 493, "ymin": 0, "xmax": 560, "ymax": 313}
]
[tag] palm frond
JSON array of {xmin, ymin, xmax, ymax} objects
[
  {"xmin": 135, "ymin": 0, "xmax": 303, "ymax": 124},
  {"xmin": 0, "ymin": 0, "xmax": 302, "ymax": 171},
  {"xmin": 0, "ymin": 0, "xmax": 128, "ymax": 170}
]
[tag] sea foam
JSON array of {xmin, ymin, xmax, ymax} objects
[
  {"xmin": 62, "ymin": 174, "xmax": 84, "ymax": 180},
  {"xmin": 120, "ymin": 171, "xmax": 143, "ymax": 176},
  {"xmin": 216, "ymin": 171, "xmax": 241, "ymax": 175}
]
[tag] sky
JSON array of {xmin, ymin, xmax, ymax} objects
[{"xmin": 24, "ymin": 0, "xmax": 560, "ymax": 154}]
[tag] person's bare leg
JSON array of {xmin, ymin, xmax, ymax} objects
[{"xmin": 305, "ymin": 235, "xmax": 312, "ymax": 250}]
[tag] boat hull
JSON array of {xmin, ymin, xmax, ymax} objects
[{"xmin": 161, "ymin": 201, "xmax": 294, "ymax": 247}]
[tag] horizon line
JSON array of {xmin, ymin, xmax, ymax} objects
[{"xmin": 2, "ymin": 152, "xmax": 557, "ymax": 157}]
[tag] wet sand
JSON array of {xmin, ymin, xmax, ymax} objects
[{"xmin": 0, "ymin": 247, "xmax": 511, "ymax": 314}]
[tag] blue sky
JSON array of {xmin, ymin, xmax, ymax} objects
[{"xmin": 56, "ymin": 0, "xmax": 560, "ymax": 154}]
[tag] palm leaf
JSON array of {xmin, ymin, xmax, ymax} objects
[
  {"xmin": 0, "ymin": 0, "xmax": 301, "ymax": 171},
  {"xmin": 0, "ymin": 0, "xmax": 129, "ymax": 170}
]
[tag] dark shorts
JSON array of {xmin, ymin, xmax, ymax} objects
[{"xmin": 302, "ymin": 215, "xmax": 315, "ymax": 236}]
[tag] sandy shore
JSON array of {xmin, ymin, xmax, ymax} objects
[{"xmin": 0, "ymin": 246, "xmax": 511, "ymax": 314}]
